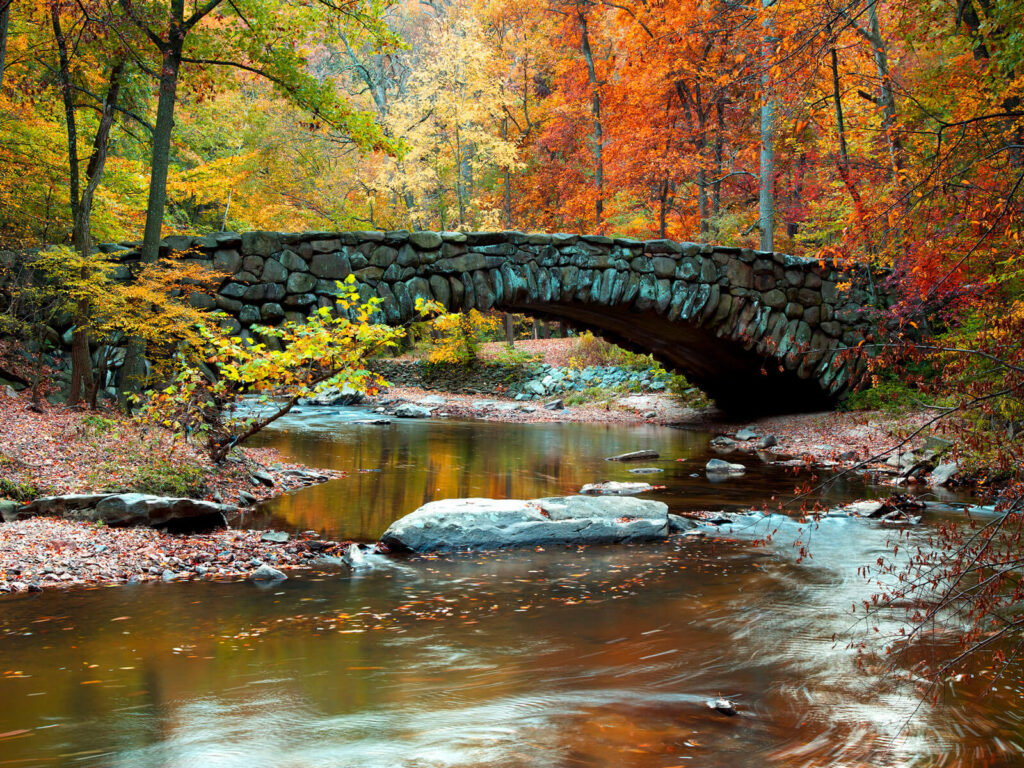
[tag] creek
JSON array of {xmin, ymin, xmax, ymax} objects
[{"xmin": 0, "ymin": 409, "xmax": 1021, "ymax": 767}]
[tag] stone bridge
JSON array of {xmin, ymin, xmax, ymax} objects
[{"xmin": 101, "ymin": 230, "xmax": 886, "ymax": 413}]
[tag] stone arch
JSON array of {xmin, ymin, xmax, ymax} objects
[{"xmin": 101, "ymin": 230, "xmax": 884, "ymax": 414}]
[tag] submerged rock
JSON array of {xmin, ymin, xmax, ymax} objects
[
  {"xmin": 668, "ymin": 513, "xmax": 697, "ymax": 533},
  {"xmin": 628, "ymin": 467, "xmax": 664, "ymax": 474},
  {"xmin": 605, "ymin": 449, "xmax": 660, "ymax": 462},
  {"xmin": 580, "ymin": 481, "xmax": 654, "ymax": 495},
  {"xmin": 707, "ymin": 698, "xmax": 737, "ymax": 716},
  {"xmin": 342, "ymin": 543, "xmax": 381, "ymax": 569},
  {"xmin": 380, "ymin": 495, "xmax": 671, "ymax": 553}
]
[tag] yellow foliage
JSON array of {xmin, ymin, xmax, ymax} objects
[{"xmin": 424, "ymin": 310, "xmax": 501, "ymax": 366}]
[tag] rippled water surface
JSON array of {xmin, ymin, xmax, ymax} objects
[{"xmin": 1, "ymin": 408, "xmax": 1022, "ymax": 767}]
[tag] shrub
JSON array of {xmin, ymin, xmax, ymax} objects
[
  {"xmin": 566, "ymin": 332, "xmax": 657, "ymax": 370},
  {"xmin": 841, "ymin": 377, "xmax": 922, "ymax": 415},
  {"xmin": 423, "ymin": 310, "xmax": 502, "ymax": 367},
  {"xmin": 130, "ymin": 456, "xmax": 206, "ymax": 497},
  {"xmin": 81, "ymin": 414, "xmax": 119, "ymax": 436}
]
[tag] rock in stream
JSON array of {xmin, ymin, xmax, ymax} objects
[{"xmin": 380, "ymin": 495, "xmax": 671, "ymax": 552}]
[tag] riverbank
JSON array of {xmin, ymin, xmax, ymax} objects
[
  {"xmin": 0, "ymin": 517, "xmax": 348, "ymax": 594},
  {"xmin": 0, "ymin": 391, "xmax": 351, "ymax": 594}
]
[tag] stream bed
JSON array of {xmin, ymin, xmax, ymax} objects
[{"xmin": 0, "ymin": 409, "xmax": 1022, "ymax": 767}]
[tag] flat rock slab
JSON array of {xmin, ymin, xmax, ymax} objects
[
  {"xmin": 14, "ymin": 493, "xmax": 237, "ymax": 532},
  {"xmin": 580, "ymin": 481, "xmax": 654, "ymax": 495},
  {"xmin": 380, "ymin": 495, "xmax": 670, "ymax": 553},
  {"xmin": 605, "ymin": 450, "xmax": 660, "ymax": 462}
]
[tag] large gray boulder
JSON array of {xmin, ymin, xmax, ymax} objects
[
  {"xmin": 14, "ymin": 493, "xmax": 236, "ymax": 532},
  {"xmin": 929, "ymin": 462, "xmax": 960, "ymax": 487},
  {"xmin": 380, "ymin": 495, "xmax": 670, "ymax": 552}
]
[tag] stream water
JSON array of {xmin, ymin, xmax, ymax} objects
[{"xmin": 1, "ymin": 409, "xmax": 1022, "ymax": 767}]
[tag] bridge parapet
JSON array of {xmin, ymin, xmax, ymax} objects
[{"xmin": 99, "ymin": 230, "xmax": 888, "ymax": 413}]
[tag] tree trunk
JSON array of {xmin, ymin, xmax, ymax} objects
[
  {"xmin": 712, "ymin": 97, "xmax": 724, "ymax": 226},
  {"xmin": 51, "ymin": 4, "xmax": 92, "ymax": 405},
  {"xmin": 831, "ymin": 42, "xmax": 849, "ymax": 168},
  {"xmin": 758, "ymin": 0, "xmax": 776, "ymax": 252},
  {"xmin": 658, "ymin": 178, "xmax": 668, "ymax": 238},
  {"xmin": 121, "ymin": 14, "xmax": 185, "ymax": 406},
  {"xmin": 866, "ymin": 0, "xmax": 901, "ymax": 177},
  {"xmin": 140, "ymin": 40, "xmax": 184, "ymax": 263},
  {"xmin": 696, "ymin": 83, "xmax": 709, "ymax": 236},
  {"xmin": 0, "ymin": 0, "xmax": 10, "ymax": 92},
  {"xmin": 578, "ymin": 9, "xmax": 604, "ymax": 232},
  {"xmin": 504, "ymin": 314, "xmax": 515, "ymax": 346},
  {"xmin": 501, "ymin": 117, "xmax": 512, "ymax": 227}
]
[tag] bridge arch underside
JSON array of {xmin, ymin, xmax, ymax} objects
[{"xmin": 496, "ymin": 300, "xmax": 836, "ymax": 415}]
